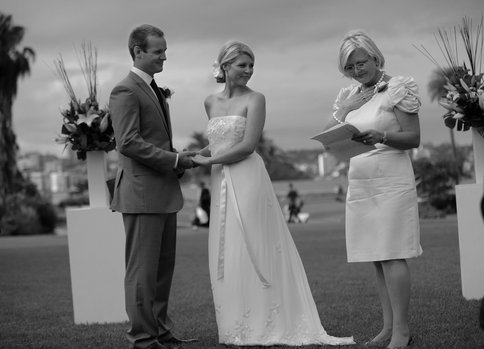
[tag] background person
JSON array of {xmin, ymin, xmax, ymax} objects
[
  {"xmin": 191, "ymin": 181, "xmax": 211, "ymax": 228},
  {"xmin": 286, "ymin": 182, "xmax": 300, "ymax": 223}
]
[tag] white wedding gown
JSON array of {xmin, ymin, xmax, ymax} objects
[{"xmin": 206, "ymin": 115, "xmax": 354, "ymax": 346}]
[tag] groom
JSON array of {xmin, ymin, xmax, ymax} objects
[{"xmin": 109, "ymin": 24, "xmax": 196, "ymax": 349}]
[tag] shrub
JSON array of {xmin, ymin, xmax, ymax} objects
[
  {"xmin": 0, "ymin": 183, "xmax": 58, "ymax": 236},
  {"xmin": 413, "ymin": 157, "xmax": 458, "ymax": 215},
  {"xmin": 57, "ymin": 194, "xmax": 89, "ymax": 208}
]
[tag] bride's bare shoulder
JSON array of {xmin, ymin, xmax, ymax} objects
[
  {"xmin": 247, "ymin": 90, "xmax": 265, "ymax": 106},
  {"xmin": 204, "ymin": 93, "xmax": 220, "ymax": 108}
]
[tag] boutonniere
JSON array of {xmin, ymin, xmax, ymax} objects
[{"xmin": 161, "ymin": 86, "xmax": 175, "ymax": 99}]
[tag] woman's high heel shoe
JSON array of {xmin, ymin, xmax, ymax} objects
[
  {"xmin": 364, "ymin": 334, "xmax": 392, "ymax": 347},
  {"xmin": 387, "ymin": 336, "xmax": 413, "ymax": 349},
  {"xmin": 364, "ymin": 339, "xmax": 389, "ymax": 347}
]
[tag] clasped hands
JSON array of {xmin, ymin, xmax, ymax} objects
[
  {"xmin": 176, "ymin": 150, "xmax": 212, "ymax": 170},
  {"xmin": 191, "ymin": 154, "xmax": 211, "ymax": 167},
  {"xmin": 176, "ymin": 150, "xmax": 198, "ymax": 171}
]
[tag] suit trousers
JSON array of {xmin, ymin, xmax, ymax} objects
[{"xmin": 122, "ymin": 212, "xmax": 177, "ymax": 347}]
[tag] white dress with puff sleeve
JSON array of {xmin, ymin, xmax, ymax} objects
[{"xmin": 335, "ymin": 76, "xmax": 423, "ymax": 263}]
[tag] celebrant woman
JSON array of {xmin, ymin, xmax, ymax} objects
[{"xmin": 322, "ymin": 30, "xmax": 422, "ymax": 349}]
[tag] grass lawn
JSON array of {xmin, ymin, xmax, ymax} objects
[{"xmin": 1, "ymin": 213, "xmax": 483, "ymax": 348}]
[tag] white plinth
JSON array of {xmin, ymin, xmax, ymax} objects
[
  {"xmin": 66, "ymin": 207, "xmax": 127, "ymax": 324},
  {"xmin": 456, "ymin": 182, "xmax": 484, "ymax": 300},
  {"xmin": 472, "ymin": 128, "xmax": 484, "ymax": 184}
]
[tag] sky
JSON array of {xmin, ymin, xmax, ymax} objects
[{"xmin": 3, "ymin": 0, "xmax": 483, "ymax": 157}]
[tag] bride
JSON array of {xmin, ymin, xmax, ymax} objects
[{"xmin": 192, "ymin": 40, "xmax": 354, "ymax": 346}]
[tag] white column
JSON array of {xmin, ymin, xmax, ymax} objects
[
  {"xmin": 472, "ymin": 128, "xmax": 484, "ymax": 184},
  {"xmin": 456, "ymin": 128, "xmax": 484, "ymax": 300},
  {"xmin": 86, "ymin": 150, "xmax": 110, "ymax": 208}
]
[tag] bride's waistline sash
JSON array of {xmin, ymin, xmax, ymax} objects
[{"xmin": 217, "ymin": 165, "xmax": 271, "ymax": 288}]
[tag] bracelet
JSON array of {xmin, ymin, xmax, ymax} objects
[
  {"xmin": 381, "ymin": 131, "xmax": 388, "ymax": 144},
  {"xmin": 332, "ymin": 111, "xmax": 344, "ymax": 124}
]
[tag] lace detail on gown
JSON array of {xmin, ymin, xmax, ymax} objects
[{"xmin": 207, "ymin": 115, "xmax": 246, "ymax": 155}]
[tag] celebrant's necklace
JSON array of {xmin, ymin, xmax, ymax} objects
[
  {"xmin": 332, "ymin": 70, "xmax": 387, "ymax": 125},
  {"xmin": 360, "ymin": 70, "xmax": 386, "ymax": 96}
]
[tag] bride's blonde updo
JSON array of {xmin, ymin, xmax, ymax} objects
[
  {"xmin": 338, "ymin": 30, "xmax": 385, "ymax": 77},
  {"xmin": 213, "ymin": 40, "xmax": 255, "ymax": 83}
]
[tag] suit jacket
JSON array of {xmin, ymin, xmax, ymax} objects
[{"xmin": 109, "ymin": 71, "xmax": 183, "ymax": 214}]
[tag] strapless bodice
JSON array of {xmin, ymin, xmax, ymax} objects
[{"xmin": 207, "ymin": 115, "xmax": 246, "ymax": 155}]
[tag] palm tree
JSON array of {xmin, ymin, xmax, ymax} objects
[
  {"xmin": 427, "ymin": 67, "xmax": 460, "ymax": 184},
  {"xmin": 0, "ymin": 13, "xmax": 35, "ymax": 205}
]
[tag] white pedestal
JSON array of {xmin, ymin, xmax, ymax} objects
[
  {"xmin": 456, "ymin": 182, "xmax": 484, "ymax": 300},
  {"xmin": 472, "ymin": 128, "xmax": 484, "ymax": 184},
  {"xmin": 66, "ymin": 207, "xmax": 127, "ymax": 324}
]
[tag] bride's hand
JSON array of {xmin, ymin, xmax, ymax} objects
[{"xmin": 192, "ymin": 154, "xmax": 212, "ymax": 166}]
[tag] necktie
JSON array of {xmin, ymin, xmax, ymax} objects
[{"xmin": 150, "ymin": 79, "xmax": 173, "ymax": 149}]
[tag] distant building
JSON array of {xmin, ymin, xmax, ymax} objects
[
  {"xmin": 412, "ymin": 145, "xmax": 431, "ymax": 160},
  {"xmin": 17, "ymin": 150, "xmax": 119, "ymax": 205},
  {"xmin": 294, "ymin": 162, "xmax": 318, "ymax": 177},
  {"xmin": 28, "ymin": 171, "xmax": 46, "ymax": 193},
  {"xmin": 317, "ymin": 153, "xmax": 339, "ymax": 177},
  {"xmin": 18, "ymin": 152, "xmax": 42, "ymax": 172}
]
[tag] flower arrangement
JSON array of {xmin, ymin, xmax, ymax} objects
[
  {"xmin": 53, "ymin": 42, "xmax": 115, "ymax": 160},
  {"xmin": 415, "ymin": 15, "xmax": 484, "ymax": 136}
]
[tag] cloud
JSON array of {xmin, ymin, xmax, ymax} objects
[{"xmin": 4, "ymin": 0, "xmax": 482, "ymax": 155}]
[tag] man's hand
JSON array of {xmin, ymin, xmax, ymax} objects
[{"xmin": 177, "ymin": 150, "xmax": 197, "ymax": 170}]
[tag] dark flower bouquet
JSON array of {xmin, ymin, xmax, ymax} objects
[
  {"xmin": 416, "ymin": 15, "xmax": 484, "ymax": 136},
  {"xmin": 53, "ymin": 42, "xmax": 115, "ymax": 160}
]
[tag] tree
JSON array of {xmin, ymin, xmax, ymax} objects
[
  {"xmin": 256, "ymin": 132, "xmax": 307, "ymax": 180},
  {"xmin": 413, "ymin": 156, "xmax": 458, "ymax": 215},
  {"xmin": 0, "ymin": 13, "xmax": 35, "ymax": 205},
  {"xmin": 186, "ymin": 131, "xmax": 209, "ymax": 151}
]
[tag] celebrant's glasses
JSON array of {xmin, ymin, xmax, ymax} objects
[{"xmin": 344, "ymin": 59, "xmax": 370, "ymax": 73}]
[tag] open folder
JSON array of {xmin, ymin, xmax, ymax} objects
[{"xmin": 310, "ymin": 122, "xmax": 375, "ymax": 161}]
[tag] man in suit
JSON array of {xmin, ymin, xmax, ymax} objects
[{"xmin": 109, "ymin": 24, "xmax": 196, "ymax": 349}]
